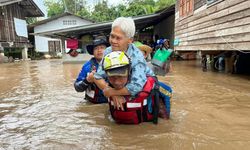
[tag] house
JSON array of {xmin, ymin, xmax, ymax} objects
[
  {"xmin": 34, "ymin": 6, "xmax": 175, "ymax": 44},
  {"xmin": 0, "ymin": 0, "xmax": 44, "ymax": 61},
  {"xmin": 174, "ymin": 0, "xmax": 250, "ymax": 73},
  {"xmin": 29, "ymin": 12, "xmax": 94, "ymax": 56},
  {"xmin": 33, "ymin": 5, "xmax": 175, "ymax": 63}
]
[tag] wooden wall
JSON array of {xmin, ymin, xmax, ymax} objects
[
  {"xmin": 194, "ymin": 0, "xmax": 206, "ymax": 10},
  {"xmin": 0, "ymin": 3, "xmax": 28, "ymax": 47},
  {"xmin": 175, "ymin": 0, "xmax": 250, "ymax": 51}
]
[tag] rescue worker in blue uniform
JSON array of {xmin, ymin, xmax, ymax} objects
[{"xmin": 74, "ymin": 38, "xmax": 109, "ymax": 103}]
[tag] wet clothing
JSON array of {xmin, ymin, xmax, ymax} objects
[
  {"xmin": 74, "ymin": 57, "xmax": 107, "ymax": 103},
  {"xmin": 108, "ymin": 77, "xmax": 173, "ymax": 124},
  {"xmin": 109, "ymin": 76, "xmax": 159, "ymax": 124},
  {"xmin": 94, "ymin": 44, "xmax": 155, "ymax": 96}
]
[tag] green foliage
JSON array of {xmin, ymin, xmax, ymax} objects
[
  {"xmin": 44, "ymin": 0, "xmax": 64, "ymax": 17},
  {"xmin": 128, "ymin": 0, "xmax": 156, "ymax": 15},
  {"xmin": 155, "ymin": 0, "xmax": 176, "ymax": 10},
  {"xmin": 90, "ymin": 0, "xmax": 113, "ymax": 22},
  {"xmin": 4, "ymin": 48, "xmax": 22, "ymax": 59},
  {"xmin": 45, "ymin": 0, "xmax": 90, "ymax": 17},
  {"xmin": 44, "ymin": 0, "xmax": 176, "ymax": 22},
  {"xmin": 76, "ymin": 7, "xmax": 90, "ymax": 19},
  {"xmin": 26, "ymin": 17, "xmax": 38, "ymax": 24}
]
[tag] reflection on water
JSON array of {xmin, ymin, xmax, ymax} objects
[{"xmin": 0, "ymin": 60, "xmax": 250, "ymax": 149}]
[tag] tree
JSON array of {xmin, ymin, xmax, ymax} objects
[
  {"xmin": 155, "ymin": 0, "xmax": 176, "ymax": 11},
  {"xmin": 45, "ymin": 0, "xmax": 88, "ymax": 17},
  {"xmin": 90, "ymin": 0, "xmax": 121, "ymax": 22},
  {"xmin": 44, "ymin": 0, "xmax": 64, "ymax": 17},
  {"xmin": 44, "ymin": 0, "xmax": 176, "ymax": 22}
]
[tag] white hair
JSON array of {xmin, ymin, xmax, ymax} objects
[{"xmin": 112, "ymin": 17, "xmax": 135, "ymax": 38}]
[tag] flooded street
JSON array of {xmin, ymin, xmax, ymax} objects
[{"xmin": 0, "ymin": 59, "xmax": 250, "ymax": 150}]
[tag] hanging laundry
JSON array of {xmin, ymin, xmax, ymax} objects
[{"xmin": 66, "ymin": 39, "xmax": 78, "ymax": 49}]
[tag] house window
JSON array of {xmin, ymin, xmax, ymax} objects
[
  {"xmin": 63, "ymin": 20, "xmax": 77, "ymax": 25},
  {"xmin": 179, "ymin": 0, "xmax": 194, "ymax": 17}
]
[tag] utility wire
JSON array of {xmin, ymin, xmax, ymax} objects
[{"xmin": 206, "ymin": 6, "xmax": 250, "ymax": 54}]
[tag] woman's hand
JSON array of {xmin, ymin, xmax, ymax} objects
[
  {"xmin": 111, "ymin": 96, "xmax": 126, "ymax": 111},
  {"xmin": 103, "ymin": 86, "xmax": 115, "ymax": 97}
]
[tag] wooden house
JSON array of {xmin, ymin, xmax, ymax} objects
[
  {"xmin": 174, "ymin": 0, "xmax": 250, "ymax": 73},
  {"xmin": 0, "ymin": 0, "xmax": 44, "ymax": 60}
]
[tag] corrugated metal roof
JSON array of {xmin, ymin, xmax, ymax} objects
[
  {"xmin": 20, "ymin": 0, "xmax": 44, "ymax": 17},
  {"xmin": 33, "ymin": 5, "xmax": 175, "ymax": 38},
  {"xmin": 0, "ymin": 0, "xmax": 44, "ymax": 17},
  {"xmin": 0, "ymin": 0, "xmax": 22, "ymax": 6}
]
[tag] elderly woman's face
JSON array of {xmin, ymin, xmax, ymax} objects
[{"xmin": 109, "ymin": 27, "xmax": 132, "ymax": 52}]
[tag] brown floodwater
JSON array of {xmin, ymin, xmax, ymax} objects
[{"xmin": 0, "ymin": 60, "xmax": 250, "ymax": 150}]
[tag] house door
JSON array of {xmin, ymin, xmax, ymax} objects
[{"xmin": 48, "ymin": 41, "xmax": 61, "ymax": 56}]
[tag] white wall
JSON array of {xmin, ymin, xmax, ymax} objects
[
  {"xmin": 35, "ymin": 36, "xmax": 60, "ymax": 53},
  {"xmin": 34, "ymin": 15, "xmax": 92, "ymax": 33},
  {"xmin": 34, "ymin": 15, "xmax": 93, "ymax": 53}
]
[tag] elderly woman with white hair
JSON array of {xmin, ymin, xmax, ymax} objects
[{"xmin": 88, "ymin": 17, "xmax": 155, "ymax": 110}]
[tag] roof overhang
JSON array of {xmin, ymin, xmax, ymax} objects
[
  {"xmin": 33, "ymin": 5, "xmax": 175, "ymax": 39},
  {"xmin": 29, "ymin": 12, "xmax": 94, "ymax": 28},
  {"xmin": 20, "ymin": 0, "xmax": 44, "ymax": 17},
  {"xmin": 0, "ymin": 0, "xmax": 22, "ymax": 6},
  {"xmin": 0, "ymin": 0, "xmax": 44, "ymax": 17}
]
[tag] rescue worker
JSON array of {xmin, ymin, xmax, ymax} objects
[
  {"xmin": 88, "ymin": 17, "xmax": 155, "ymax": 110},
  {"xmin": 103, "ymin": 51, "xmax": 159, "ymax": 124},
  {"xmin": 74, "ymin": 38, "xmax": 109, "ymax": 103}
]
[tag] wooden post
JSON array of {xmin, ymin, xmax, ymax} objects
[
  {"xmin": 225, "ymin": 53, "xmax": 235, "ymax": 73},
  {"xmin": 210, "ymin": 55, "xmax": 215, "ymax": 72},
  {"xmin": 61, "ymin": 37, "xmax": 66, "ymax": 55},
  {"xmin": 0, "ymin": 43, "xmax": 4, "ymax": 56},
  {"xmin": 22, "ymin": 45, "xmax": 28, "ymax": 60}
]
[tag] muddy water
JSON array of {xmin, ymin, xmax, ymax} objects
[{"xmin": 0, "ymin": 60, "xmax": 250, "ymax": 150}]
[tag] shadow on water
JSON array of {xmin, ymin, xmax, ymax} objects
[{"xmin": 0, "ymin": 59, "xmax": 250, "ymax": 150}]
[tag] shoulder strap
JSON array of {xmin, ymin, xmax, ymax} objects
[{"xmin": 89, "ymin": 57, "xmax": 96, "ymax": 71}]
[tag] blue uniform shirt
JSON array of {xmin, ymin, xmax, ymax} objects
[
  {"xmin": 94, "ymin": 43, "xmax": 155, "ymax": 96},
  {"xmin": 76, "ymin": 58, "xmax": 99, "ymax": 82},
  {"xmin": 75, "ymin": 58, "xmax": 107, "ymax": 103}
]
